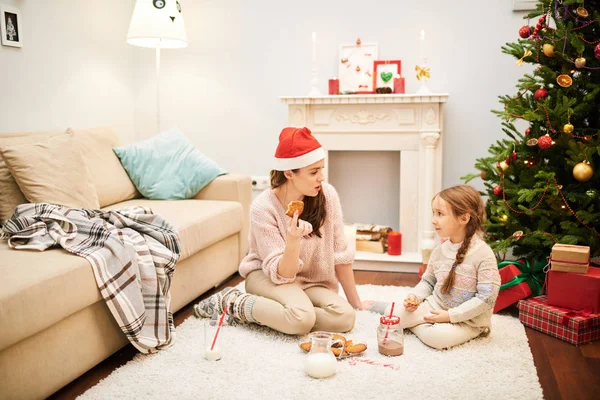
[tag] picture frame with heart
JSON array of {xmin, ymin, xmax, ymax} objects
[{"xmin": 373, "ymin": 60, "xmax": 401, "ymax": 92}]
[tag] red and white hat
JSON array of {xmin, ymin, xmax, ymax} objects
[{"xmin": 273, "ymin": 127, "xmax": 325, "ymax": 171}]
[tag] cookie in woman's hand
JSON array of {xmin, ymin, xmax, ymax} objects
[{"xmin": 285, "ymin": 201, "xmax": 304, "ymax": 217}]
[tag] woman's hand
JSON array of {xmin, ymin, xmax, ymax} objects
[
  {"xmin": 423, "ymin": 309, "xmax": 450, "ymax": 324},
  {"xmin": 354, "ymin": 300, "xmax": 374, "ymax": 311},
  {"xmin": 403, "ymin": 294, "xmax": 420, "ymax": 312},
  {"xmin": 287, "ymin": 210, "xmax": 312, "ymax": 239}
]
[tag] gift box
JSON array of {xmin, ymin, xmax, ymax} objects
[
  {"xmin": 547, "ymin": 267, "xmax": 600, "ymax": 313},
  {"xmin": 493, "ymin": 259, "xmax": 544, "ymax": 313},
  {"xmin": 550, "ymin": 243, "xmax": 590, "ymax": 274},
  {"xmin": 518, "ymin": 295, "xmax": 600, "ymax": 346},
  {"xmin": 494, "ymin": 263, "xmax": 532, "ymax": 313}
]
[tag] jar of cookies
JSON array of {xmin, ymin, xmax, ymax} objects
[{"xmin": 377, "ymin": 316, "xmax": 404, "ymax": 356}]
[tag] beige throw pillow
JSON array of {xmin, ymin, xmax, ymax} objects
[
  {"xmin": 0, "ymin": 131, "xmax": 59, "ymax": 222},
  {"xmin": 0, "ymin": 133, "xmax": 100, "ymax": 210},
  {"xmin": 70, "ymin": 127, "xmax": 139, "ymax": 207}
]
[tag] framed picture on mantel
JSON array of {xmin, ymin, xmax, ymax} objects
[
  {"xmin": 339, "ymin": 39, "xmax": 378, "ymax": 93},
  {"xmin": 373, "ymin": 60, "xmax": 401, "ymax": 92}
]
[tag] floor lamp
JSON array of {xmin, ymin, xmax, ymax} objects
[{"xmin": 127, "ymin": 0, "xmax": 188, "ymax": 133}]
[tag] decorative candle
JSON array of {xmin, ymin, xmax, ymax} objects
[
  {"xmin": 312, "ymin": 32, "xmax": 316, "ymax": 64},
  {"xmin": 388, "ymin": 232, "xmax": 402, "ymax": 256},
  {"xmin": 419, "ymin": 29, "xmax": 425, "ymax": 61},
  {"xmin": 328, "ymin": 78, "xmax": 340, "ymax": 95},
  {"xmin": 393, "ymin": 75, "xmax": 405, "ymax": 94}
]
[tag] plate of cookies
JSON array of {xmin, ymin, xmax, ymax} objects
[{"xmin": 299, "ymin": 333, "xmax": 367, "ymax": 359}]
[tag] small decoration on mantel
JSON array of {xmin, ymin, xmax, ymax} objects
[
  {"xmin": 339, "ymin": 38, "xmax": 379, "ymax": 93},
  {"xmin": 354, "ymin": 223, "xmax": 393, "ymax": 254}
]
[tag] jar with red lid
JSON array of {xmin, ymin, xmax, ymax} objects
[{"xmin": 377, "ymin": 315, "xmax": 404, "ymax": 356}]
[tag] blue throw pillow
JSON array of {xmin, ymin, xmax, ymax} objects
[{"xmin": 113, "ymin": 127, "xmax": 227, "ymax": 200}]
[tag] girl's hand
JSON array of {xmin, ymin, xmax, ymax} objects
[
  {"xmin": 287, "ymin": 210, "xmax": 313, "ymax": 239},
  {"xmin": 403, "ymin": 294, "xmax": 420, "ymax": 312},
  {"xmin": 423, "ymin": 309, "xmax": 450, "ymax": 323}
]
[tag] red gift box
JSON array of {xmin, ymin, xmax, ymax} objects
[
  {"xmin": 518, "ymin": 295, "xmax": 600, "ymax": 346},
  {"xmin": 494, "ymin": 263, "xmax": 532, "ymax": 313},
  {"xmin": 547, "ymin": 267, "xmax": 600, "ymax": 313}
]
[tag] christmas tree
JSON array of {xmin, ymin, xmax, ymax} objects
[{"xmin": 463, "ymin": 0, "xmax": 600, "ymax": 260}]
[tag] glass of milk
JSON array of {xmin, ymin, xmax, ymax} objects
[
  {"xmin": 304, "ymin": 331, "xmax": 345, "ymax": 379},
  {"xmin": 203, "ymin": 315, "xmax": 223, "ymax": 361}
]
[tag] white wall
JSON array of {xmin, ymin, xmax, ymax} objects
[
  {"xmin": 138, "ymin": 0, "xmax": 533, "ymax": 191},
  {"xmin": 0, "ymin": 0, "xmax": 136, "ymax": 142},
  {"xmin": 0, "ymin": 0, "xmax": 532, "ymax": 192}
]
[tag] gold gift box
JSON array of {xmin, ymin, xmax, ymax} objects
[{"xmin": 550, "ymin": 244, "xmax": 590, "ymax": 274}]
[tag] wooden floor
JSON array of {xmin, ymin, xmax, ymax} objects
[{"xmin": 50, "ymin": 271, "xmax": 600, "ymax": 400}]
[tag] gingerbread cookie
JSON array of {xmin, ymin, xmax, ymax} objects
[{"xmin": 285, "ymin": 200, "xmax": 304, "ymax": 217}]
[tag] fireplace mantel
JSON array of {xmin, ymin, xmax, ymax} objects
[{"xmin": 281, "ymin": 93, "xmax": 449, "ymax": 272}]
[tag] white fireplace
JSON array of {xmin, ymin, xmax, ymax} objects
[{"xmin": 281, "ymin": 93, "xmax": 449, "ymax": 272}]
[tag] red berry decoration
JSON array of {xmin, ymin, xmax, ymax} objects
[
  {"xmin": 534, "ymin": 88, "xmax": 548, "ymax": 100},
  {"xmin": 538, "ymin": 135, "xmax": 553, "ymax": 150},
  {"xmin": 505, "ymin": 155, "xmax": 511, "ymax": 165},
  {"xmin": 512, "ymin": 151, "xmax": 518, "ymax": 161},
  {"xmin": 519, "ymin": 25, "xmax": 531, "ymax": 38},
  {"xmin": 493, "ymin": 186, "xmax": 502, "ymax": 196},
  {"xmin": 480, "ymin": 170, "xmax": 486, "ymax": 179},
  {"xmin": 595, "ymin": 43, "xmax": 600, "ymax": 60},
  {"xmin": 525, "ymin": 128, "xmax": 531, "ymax": 135}
]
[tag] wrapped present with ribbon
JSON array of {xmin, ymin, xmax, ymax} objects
[
  {"xmin": 550, "ymin": 243, "xmax": 590, "ymax": 274},
  {"xmin": 493, "ymin": 258, "xmax": 544, "ymax": 313},
  {"xmin": 547, "ymin": 267, "xmax": 600, "ymax": 313},
  {"xmin": 518, "ymin": 295, "xmax": 600, "ymax": 346}
]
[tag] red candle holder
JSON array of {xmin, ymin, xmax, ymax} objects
[
  {"xmin": 328, "ymin": 78, "xmax": 339, "ymax": 95},
  {"xmin": 393, "ymin": 77, "xmax": 405, "ymax": 94},
  {"xmin": 387, "ymin": 232, "xmax": 402, "ymax": 256}
]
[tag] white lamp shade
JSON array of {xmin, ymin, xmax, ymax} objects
[{"xmin": 127, "ymin": 0, "xmax": 188, "ymax": 48}]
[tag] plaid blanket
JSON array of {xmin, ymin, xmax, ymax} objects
[{"xmin": 1, "ymin": 203, "xmax": 181, "ymax": 353}]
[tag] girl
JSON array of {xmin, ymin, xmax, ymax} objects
[
  {"xmin": 375, "ymin": 185, "xmax": 500, "ymax": 350},
  {"xmin": 194, "ymin": 127, "xmax": 370, "ymax": 335}
]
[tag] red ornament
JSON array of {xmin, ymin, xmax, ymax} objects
[
  {"xmin": 525, "ymin": 128, "xmax": 531, "ymax": 135},
  {"xmin": 595, "ymin": 43, "xmax": 600, "ymax": 60},
  {"xmin": 534, "ymin": 88, "xmax": 548, "ymax": 101},
  {"xmin": 519, "ymin": 25, "xmax": 531, "ymax": 38},
  {"xmin": 512, "ymin": 151, "xmax": 518, "ymax": 161},
  {"xmin": 493, "ymin": 186, "xmax": 502, "ymax": 196},
  {"xmin": 538, "ymin": 135, "xmax": 553, "ymax": 150},
  {"xmin": 480, "ymin": 170, "xmax": 486, "ymax": 179},
  {"xmin": 505, "ymin": 155, "xmax": 511, "ymax": 165}
]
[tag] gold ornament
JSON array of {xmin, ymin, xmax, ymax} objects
[
  {"xmin": 573, "ymin": 161, "xmax": 593, "ymax": 182},
  {"xmin": 512, "ymin": 231, "xmax": 524, "ymax": 240},
  {"xmin": 527, "ymin": 138, "xmax": 539, "ymax": 146},
  {"xmin": 563, "ymin": 123, "xmax": 574, "ymax": 133},
  {"xmin": 575, "ymin": 57, "xmax": 586, "ymax": 68},
  {"xmin": 499, "ymin": 161, "xmax": 509, "ymax": 172},
  {"xmin": 516, "ymin": 49, "xmax": 532, "ymax": 66},
  {"xmin": 556, "ymin": 185, "xmax": 563, "ymax": 190},
  {"xmin": 543, "ymin": 43, "xmax": 555, "ymax": 57},
  {"xmin": 415, "ymin": 65, "xmax": 430, "ymax": 81},
  {"xmin": 557, "ymin": 74, "xmax": 573, "ymax": 87},
  {"xmin": 576, "ymin": 6, "xmax": 589, "ymax": 18}
]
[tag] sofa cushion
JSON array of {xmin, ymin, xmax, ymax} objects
[
  {"xmin": 113, "ymin": 127, "xmax": 227, "ymax": 200},
  {"xmin": 70, "ymin": 127, "xmax": 139, "ymax": 208},
  {"xmin": 0, "ymin": 131, "xmax": 60, "ymax": 223},
  {"xmin": 0, "ymin": 133, "xmax": 100, "ymax": 209},
  {"xmin": 0, "ymin": 241, "xmax": 101, "ymax": 353},
  {"xmin": 104, "ymin": 198, "xmax": 243, "ymax": 260}
]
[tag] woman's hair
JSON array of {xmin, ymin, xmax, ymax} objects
[
  {"xmin": 437, "ymin": 185, "xmax": 487, "ymax": 294},
  {"xmin": 270, "ymin": 169, "xmax": 326, "ymax": 238}
]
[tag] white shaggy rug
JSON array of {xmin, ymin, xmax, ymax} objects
[{"xmin": 79, "ymin": 285, "xmax": 543, "ymax": 400}]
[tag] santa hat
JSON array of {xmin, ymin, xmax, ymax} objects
[{"xmin": 273, "ymin": 127, "xmax": 325, "ymax": 171}]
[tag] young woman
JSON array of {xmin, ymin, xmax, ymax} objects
[
  {"xmin": 374, "ymin": 185, "xmax": 501, "ymax": 349},
  {"xmin": 194, "ymin": 127, "xmax": 371, "ymax": 335}
]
